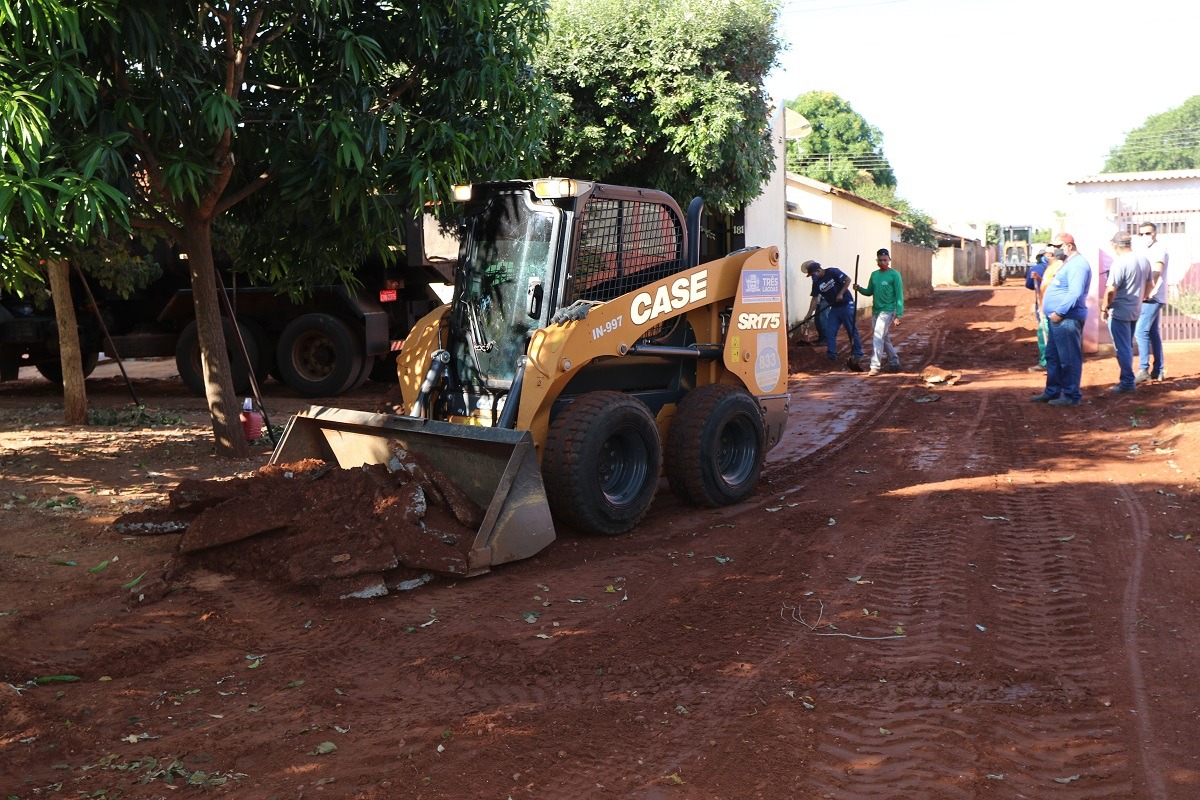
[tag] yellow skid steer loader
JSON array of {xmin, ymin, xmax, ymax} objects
[{"xmin": 272, "ymin": 179, "xmax": 789, "ymax": 575}]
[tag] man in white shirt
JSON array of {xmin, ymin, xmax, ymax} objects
[{"xmin": 1134, "ymin": 222, "xmax": 1169, "ymax": 382}]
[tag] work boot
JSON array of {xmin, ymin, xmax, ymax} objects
[
  {"xmin": 886, "ymin": 362, "xmax": 900, "ymax": 373},
  {"xmin": 1135, "ymin": 369, "xmax": 1152, "ymax": 384},
  {"xmin": 1026, "ymin": 364, "xmax": 1047, "ymax": 372},
  {"xmin": 1047, "ymin": 397, "xmax": 1080, "ymax": 407},
  {"xmin": 868, "ymin": 368, "xmax": 881, "ymax": 377},
  {"xmin": 1029, "ymin": 392, "xmax": 1056, "ymax": 402},
  {"xmin": 1109, "ymin": 385, "xmax": 1135, "ymax": 394},
  {"xmin": 1150, "ymin": 369, "xmax": 1166, "ymax": 381}
]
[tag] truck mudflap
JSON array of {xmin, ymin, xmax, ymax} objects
[{"xmin": 270, "ymin": 406, "xmax": 555, "ymax": 575}]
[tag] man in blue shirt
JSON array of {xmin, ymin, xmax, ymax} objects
[
  {"xmin": 802, "ymin": 260, "xmax": 864, "ymax": 368},
  {"xmin": 1030, "ymin": 233, "xmax": 1091, "ymax": 407}
]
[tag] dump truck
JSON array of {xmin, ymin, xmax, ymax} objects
[
  {"xmin": 272, "ymin": 178, "xmax": 790, "ymax": 575},
  {"xmin": 0, "ymin": 216, "xmax": 455, "ymax": 396}
]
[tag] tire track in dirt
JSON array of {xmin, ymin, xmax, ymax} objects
[
  {"xmin": 951, "ymin": 395, "xmax": 1139, "ymax": 797},
  {"xmin": 790, "ymin": 373, "xmax": 991, "ymax": 798},
  {"xmin": 534, "ymin": 307, "xmax": 977, "ymax": 797},
  {"xmin": 1114, "ymin": 482, "xmax": 1168, "ymax": 800}
]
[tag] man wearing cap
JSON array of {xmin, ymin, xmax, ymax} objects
[
  {"xmin": 1031, "ymin": 233, "xmax": 1091, "ymax": 407},
  {"xmin": 1134, "ymin": 222, "xmax": 1169, "ymax": 382},
  {"xmin": 1101, "ymin": 232, "xmax": 1150, "ymax": 393},
  {"xmin": 854, "ymin": 248, "xmax": 904, "ymax": 376},
  {"xmin": 801, "ymin": 260, "xmax": 864, "ymax": 368}
]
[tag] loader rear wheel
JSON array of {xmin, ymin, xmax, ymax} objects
[
  {"xmin": 276, "ymin": 313, "xmax": 363, "ymax": 397},
  {"xmin": 666, "ymin": 383, "xmax": 764, "ymax": 507},
  {"xmin": 543, "ymin": 391, "xmax": 662, "ymax": 536},
  {"xmin": 989, "ymin": 263, "xmax": 1005, "ymax": 286}
]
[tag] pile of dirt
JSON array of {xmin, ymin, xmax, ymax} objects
[{"xmin": 114, "ymin": 444, "xmax": 486, "ymax": 599}]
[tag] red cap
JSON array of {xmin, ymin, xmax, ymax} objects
[{"xmin": 1057, "ymin": 233, "xmax": 1076, "ymax": 246}]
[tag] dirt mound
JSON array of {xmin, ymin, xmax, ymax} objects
[{"xmin": 114, "ymin": 445, "xmax": 486, "ymax": 598}]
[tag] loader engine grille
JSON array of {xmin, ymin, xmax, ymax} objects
[{"xmin": 568, "ymin": 198, "xmax": 684, "ymax": 304}]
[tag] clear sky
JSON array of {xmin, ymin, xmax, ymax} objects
[{"xmin": 765, "ymin": 0, "xmax": 1198, "ymax": 230}]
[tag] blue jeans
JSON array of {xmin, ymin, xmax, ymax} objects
[
  {"xmin": 1134, "ymin": 301, "xmax": 1163, "ymax": 375},
  {"xmin": 1108, "ymin": 316, "xmax": 1137, "ymax": 390},
  {"xmin": 1044, "ymin": 317, "xmax": 1083, "ymax": 402},
  {"xmin": 824, "ymin": 303, "xmax": 864, "ymax": 359}
]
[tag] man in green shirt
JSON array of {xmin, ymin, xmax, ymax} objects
[{"xmin": 854, "ymin": 248, "xmax": 905, "ymax": 376}]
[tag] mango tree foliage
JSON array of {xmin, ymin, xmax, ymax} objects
[
  {"xmin": 786, "ymin": 91, "xmax": 895, "ymax": 191},
  {"xmin": 55, "ymin": 0, "xmax": 549, "ymax": 457},
  {"xmin": 0, "ymin": 0, "xmax": 133, "ymax": 424},
  {"xmin": 787, "ymin": 90, "xmax": 936, "ymax": 248},
  {"xmin": 1104, "ymin": 95, "xmax": 1200, "ymax": 173},
  {"xmin": 537, "ymin": 0, "xmax": 782, "ymax": 213},
  {"xmin": 0, "ymin": 0, "xmax": 130, "ymax": 293}
]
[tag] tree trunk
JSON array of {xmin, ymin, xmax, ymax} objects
[
  {"xmin": 180, "ymin": 218, "xmax": 250, "ymax": 458},
  {"xmin": 47, "ymin": 259, "xmax": 88, "ymax": 425}
]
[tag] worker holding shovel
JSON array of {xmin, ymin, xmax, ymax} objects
[{"xmin": 801, "ymin": 260, "xmax": 864, "ymax": 371}]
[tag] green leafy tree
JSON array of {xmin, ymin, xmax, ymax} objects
[
  {"xmin": 787, "ymin": 91, "xmax": 937, "ymax": 247},
  {"xmin": 985, "ymin": 222, "xmax": 1000, "ymax": 247},
  {"xmin": 537, "ymin": 0, "xmax": 782, "ymax": 212},
  {"xmin": 33, "ymin": 0, "xmax": 552, "ymax": 457},
  {"xmin": 786, "ymin": 91, "xmax": 895, "ymax": 191},
  {"xmin": 0, "ymin": 0, "xmax": 133, "ymax": 422},
  {"xmin": 1104, "ymin": 95, "xmax": 1200, "ymax": 172}
]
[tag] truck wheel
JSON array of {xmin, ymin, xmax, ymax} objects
[
  {"xmin": 36, "ymin": 350, "xmax": 100, "ymax": 385},
  {"xmin": 989, "ymin": 263, "xmax": 1005, "ymax": 286},
  {"xmin": 369, "ymin": 350, "xmax": 400, "ymax": 384},
  {"xmin": 241, "ymin": 319, "xmax": 274, "ymax": 384},
  {"xmin": 347, "ymin": 353, "xmax": 375, "ymax": 392},
  {"xmin": 175, "ymin": 319, "xmax": 259, "ymax": 397},
  {"xmin": 276, "ymin": 313, "xmax": 363, "ymax": 397},
  {"xmin": 665, "ymin": 383, "xmax": 764, "ymax": 507},
  {"xmin": 543, "ymin": 391, "xmax": 662, "ymax": 536}
]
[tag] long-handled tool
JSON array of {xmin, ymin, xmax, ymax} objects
[{"xmin": 844, "ymin": 255, "xmax": 864, "ymax": 371}]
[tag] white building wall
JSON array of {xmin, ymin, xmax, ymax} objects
[
  {"xmin": 1064, "ymin": 171, "xmax": 1200, "ymax": 352},
  {"xmin": 743, "ymin": 108, "xmax": 897, "ymax": 329}
]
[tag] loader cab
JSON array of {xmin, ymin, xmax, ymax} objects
[
  {"xmin": 444, "ymin": 179, "xmax": 692, "ymax": 425},
  {"xmin": 446, "ymin": 183, "xmax": 571, "ymax": 419}
]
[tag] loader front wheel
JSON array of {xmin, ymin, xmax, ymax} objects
[
  {"xmin": 666, "ymin": 383, "xmax": 764, "ymax": 507},
  {"xmin": 543, "ymin": 391, "xmax": 662, "ymax": 536}
]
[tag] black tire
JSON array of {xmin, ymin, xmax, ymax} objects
[
  {"xmin": 275, "ymin": 313, "xmax": 363, "ymax": 397},
  {"xmin": 543, "ymin": 391, "xmax": 662, "ymax": 536},
  {"xmin": 240, "ymin": 318, "xmax": 274, "ymax": 384},
  {"xmin": 369, "ymin": 350, "xmax": 400, "ymax": 384},
  {"xmin": 36, "ymin": 350, "xmax": 100, "ymax": 384},
  {"xmin": 665, "ymin": 383, "xmax": 765, "ymax": 507},
  {"xmin": 347, "ymin": 353, "xmax": 374, "ymax": 392},
  {"xmin": 175, "ymin": 319, "xmax": 260, "ymax": 397},
  {"xmin": 989, "ymin": 263, "xmax": 1005, "ymax": 287}
]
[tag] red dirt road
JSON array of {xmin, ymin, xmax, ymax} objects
[{"xmin": 2, "ymin": 285, "xmax": 1200, "ymax": 799}]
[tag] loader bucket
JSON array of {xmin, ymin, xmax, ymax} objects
[{"xmin": 270, "ymin": 406, "xmax": 555, "ymax": 576}]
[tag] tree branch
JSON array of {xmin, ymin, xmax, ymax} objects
[{"xmin": 213, "ymin": 172, "xmax": 273, "ymax": 217}]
